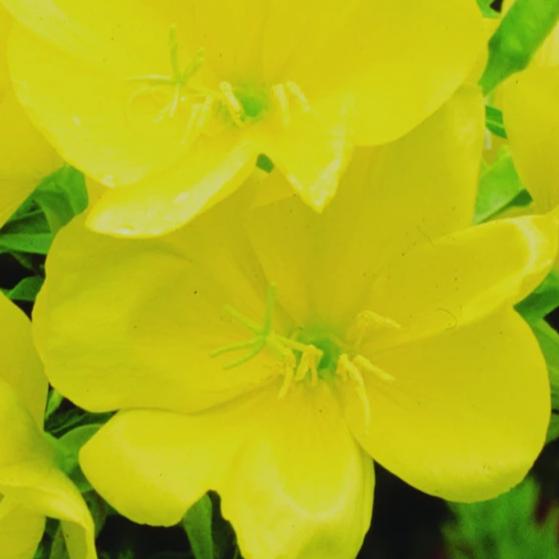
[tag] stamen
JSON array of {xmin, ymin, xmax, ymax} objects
[
  {"xmin": 353, "ymin": 355, "xmax": 395, "ymax": 383},
  {"xmin": 348, "ymin": 310, "xmax": 401, "ymax": 348},
  {"xmin": 286, "ymin": 81, "xmax": 311, "ymax": 113},
  {"xmin": 278, "ymin": 352, "xmax": 297, "ymax": 399},
  {"xmin": 272, "ymin": 84, "xmax": 291, "ymax": 127},
  {"xmin": 182, "ymin": 98, "xmax": 215, "ymax": 145},
  {"xmin": 294, "ymin": 346, "xmax": 322, "ymax": 383},
  {"xmin": 219, "ymin": 82, "xmax": 245, "ymax": 127},
  {"xmin": 127, "ymin": 75, "xmax": 178, "ymax": 85},
  {"xmin": 336, "ymin": 354, "xmax": 372, "ymax": 428}
]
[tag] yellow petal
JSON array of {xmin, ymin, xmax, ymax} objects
[
  {"xmin": 0, "ymin": 504, "xmax": 45, "ymax": 559},
  {"xmin": 34, "ymin": 203, "xmax": 280, "ymax": 414},
  {"xmin": 0, "ymin": 12, "xmax": 59, "ymax": 227},
  {"xmin": 342, "ymin": 310, "xmax": 549, "ymax": 502},
  {"xmin": 1, "ymin": 0, "xmax": 181, "ymax": 73},
  {"xmin": 254, "ymin": 98, "xmax": 352, "ymax": 212},
  {"xmin": 533, "ymin": 23, "xmax": 559, "ymax": 67},
  {"xmin": 0, "ymin": 294, "xmax": 46, "ymax": 425},
  {"xmin": 80, "ymin": 392, "xmax": 267, "ymax": 527},
  {"xmin": 366, "ymin": 214, "xmax": 558, "ymax": 349},
  {"xmin": 86, "ymin": 134, "xmax": 257, "ymax": 237},
  {"xmin": 503, "ymin": 66, "xmax": 559, "ymax": 212},
  {"xmin": 0, "ymin": 380, "xmax": 96, "ymax": 559},
  {"xmin": 177, "ymin": 0, "xmax": 268, "ymax": 80},
  {"xmin": 81, "ymin": 383, "xmax": 373, "ymax": 559},
  {"xmin": 246, "ymin": 86, "xmax": 484, "ymax": 327},
  {"xmin": 0, "ymin": 85, "xmax": 59, "ymax": 227},
  {"xmin": 220, "ymin": 383, "xmax": 373, "ymax": 559},
  {"xmin": 8, "ymin": 24, "xmax": 189, "ymax": 189},
  {"xmin": 5, "ymin": 0, "xmax": 483, "ymax": 223},
  {"xmin": 290, "ymin": 0, "xmax": 485, "ymax": 145}
]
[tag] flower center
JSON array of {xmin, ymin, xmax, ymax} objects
[
  {"xmin": 211, "ymin": 287, "xmax": 398, "ymax": 427},
  {"xmin": 292, "ymin": 327, "xmax": 342, "ymax": 380},
  {"xmin": 127, "ymin": 27, "xmax": 310, "ymax": 141}
]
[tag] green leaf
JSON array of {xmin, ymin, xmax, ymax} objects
[
  {"xmin": 4, "ymin": 275, "xmax": 44, "ymax": 302},
  {"xmin": 529, "ymin": 319, "xmax": 559, "ymax": 411},
  {"xmin": 0, "ymin": 232, "xmax": 53, "ymax": 254},
  {"xmin": 9, "ymin": 252, "xmax": 39, "ymax": 273},
  {"xmin": 182, "ymin": 494, "xmax": 214, "ymax": 559},
  {"xmin": 2, "ymin": 208, "xmax": 50, "ymax": 235},
  {"xmin": 480, "ymin": 0, "xmax": 559, "ymax": 94},
  {"xmin": 34, "ymin": 166, "xmax": 88, "ymax": 233},
  {"xmin": 45, "ymin": 404, "xmax": 112, "ymax": 438},
  {"xmin": 516, "ymin": 271, "xmax": 559, "ymax": 320},
  {"xmin": 48, "ymin": 528, "xmax": 68, "ymax": 559},
  {"xmin": 546, "ymin": 414, "xmax": 559, "ymax": 443},
  {"xmin": 445, "ymin": 478, "xmax": 559, "ymax": 559},
  {"xmin": 486, "ymin": 105, "xmax": 508, "ymax": 139},
  {"xmin": 45, "ymin": 390, "xmax": 65, "ymax": 421},
  {"xmin": 84, "ymin": 491, "xmax": 109, "ymax": 537},
  {"xmin": 477, "ymin": 0, "xmax": 499, "ymax": 19},
  {"xmin": 475, "ymin": 147, "xmax": 527, "ymax": 223},
  {"xmin": 47, "ymin": 424, "xmax": 104, "ymax": 492}
]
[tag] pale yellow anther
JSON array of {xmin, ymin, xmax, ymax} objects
[
  {"xmin": 168, "ymin": 85, "xmax": 183, "ymax": 118},
  {"xmin": 293, "ymin": 345, "xmax": 322, "ymax": 383},
  {"xmin": 219, "ymin": 82, "xmax": 245, "ymax": 127},
  {"xmin": 286, "ymin": 81, "xmax": 311, "ymax": 113},
  {"xmin": 294, "ymin": 351, "xmax": 310, "ymax": 382},
  {"xmin": 197, "ymin": 95, "xmax": 215, "ymax": 130},
  {"xmin": 353, "ymin": 355, "xmax": 395, "ymax": 383},
  {"xmin": 278, "ymin": 351, "xmax": 297, "ymax": 399},
  {"xmin": 182, "ymin": 95, "xmax": 215, "ymax": 144},
  {"xmin": 183, "ymin": 101, "xmax": 207, "ymax": 145},
  {"xmin": 348, "ymin": 310, "xmax": 401, "ymax": 348},
  {"xmin": 272, "ymin": 84, "xmax": 291, "ymax": 127},
  {"xmin": 336, "ymin": 354, "xmax": 372, "ymax": 429}
]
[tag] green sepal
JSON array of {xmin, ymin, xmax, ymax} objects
[
  {"xmin": 516, "ymin": 271, "xmax": 559, "ymax": 321},
  {"xmin": 45, "ymin": 424, "xmax": 103, "ymax": 492},
  {"xmin": 485, "ymin": 105, "xmax": 508, "ymax": 139},
  {"xmin": 529, "ymin": 319, "xmax": 559, "ymax": 411},
  {"xmin": 480, "ymin": 0, "xmax": 559, "ymax": 94},
  {"xmin": 475, "ymin": 147, "xmax": 528, "ymax": 223},
  {"xmin": 476, "ymin": 0, "xmax": 499, "ymax": 19},
  {"xmin": 182, "ymin": 494, "xmax": 214, "ymax": 559},
  {"xmin": 2, "ymin": 275, "xmax": 44, "ymax": 302},
  {"xmin": 33, "ymin": 166, "xmax": 88, "ymax": 234},
  {"xmin": 0, "ymin": 232, "xmax": 53, "ymax": 255}
]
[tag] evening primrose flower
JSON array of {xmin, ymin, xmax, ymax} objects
[
  {"xmin": 502, "ymin": 23, "xmax": 559, "ymax": 212},
  {"xmin": 33, "ymin": 88, "xmax": 557, "ymax": 559},
  {"xmin": 0, "ymin": 8, "xmax": 59, "ymax": 226},
  {"xmin": 3, "ymin": 0, "xmax": 484, "ymax": 237},
  {"xmin": 0, "ymin": 294, "xmax": 96, "ymax": 559}
]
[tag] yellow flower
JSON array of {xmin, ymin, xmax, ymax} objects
[
  {"xmin": 3, "ymin": 0, "xmax": 484, "ymax": 237},
  {"xmin": 0, "ymin": 8, "xmax": 60, "ymax": 227},
  {"xmin": 32, "ymin": 88, "xmax": 556, "ymax": 559},
  {"xmin": 502, "ymin": 22, "xmax": 559, "ymax": 212},
  {"xmin": 0, "ymin": 294, "xmax": 96, "ymax": 559}
]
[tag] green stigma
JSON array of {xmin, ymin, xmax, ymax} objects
[
  {"xmin": 293, "ymin": 328, "xmax": 343, "ymax": 379},
  {"xmin": 210, "ymin": 284, "xmax": 345, "ymax": 383},
  {"xmin": 233, "ymin": 83, "xmax": 270, "ymax": 121}
]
